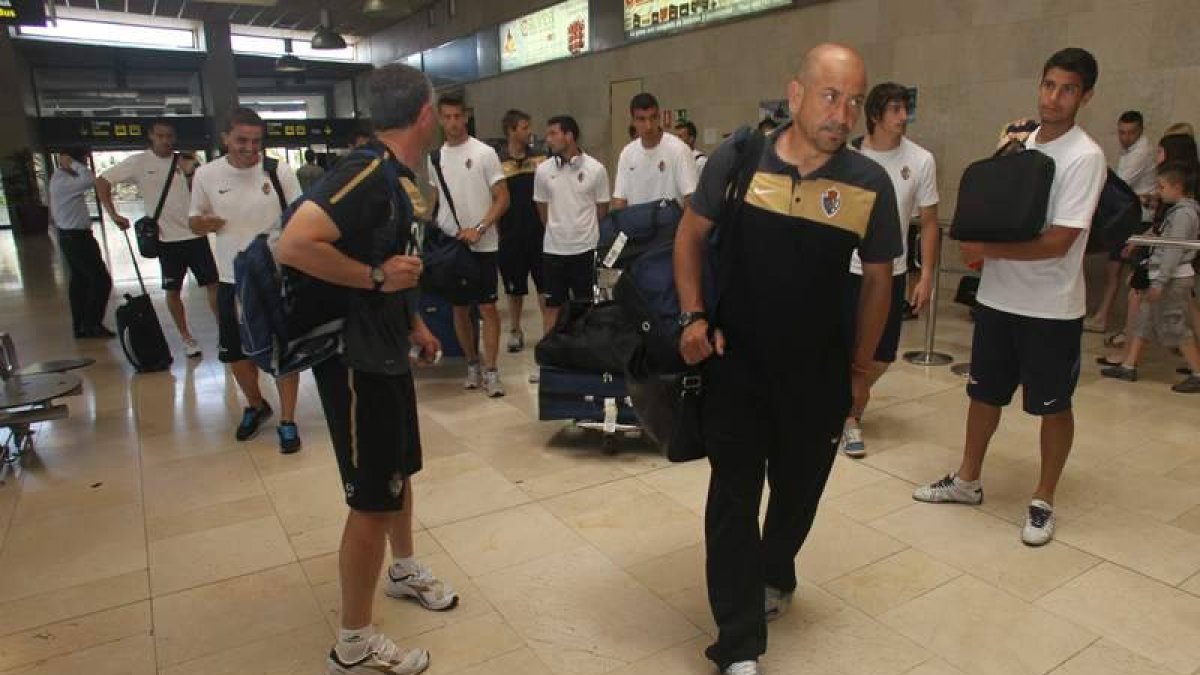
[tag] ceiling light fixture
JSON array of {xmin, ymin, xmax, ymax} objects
[
  {"xmin": 276, "ymin": 38, "xmax": 306, "ymax": 72},
  {"xmin": 362, "ymin": 0, "xmax": 415, "ymax": 17},
  {"xmin": 311, "ymin": 9, "xmax": 347, "ymax": 50}
]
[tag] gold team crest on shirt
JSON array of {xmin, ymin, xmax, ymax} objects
[
  {"xmin": 262, "ymin": 182, "xmax": 271, "ymax": 195},
  {"xmin": 901, "ymin": 166, "xmax": 911, "ymax": 180},
  {"xmin": 821, "ymin": 187, "xmax": 842, "ymax": 218},
  {"xmin": 657, "ymin": 160, "xmax": 666, "ymax": 172},
  {"xmin": 465, "ymin": 158, "xmax": 473, "ymax": 170}
]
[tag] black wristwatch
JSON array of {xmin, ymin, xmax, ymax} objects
[
  {"xmin": 678, "ymin": 311, "xmax": 708, "ymax": 329},
  {"xmin": 369, "ymin": 265, "xmax": 386, "ymax": 292}
]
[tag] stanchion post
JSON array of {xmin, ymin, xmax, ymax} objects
[{"xmin": 903, "ymin": 232, "xmax": 954, "ymax": 367}]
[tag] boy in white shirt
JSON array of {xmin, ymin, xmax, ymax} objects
[
  {"xmin": 189, "ymin": 107, "xmax": 305, "ymax": 454},
  {"xmin": 612, "ymin": 92, "xmax": 698, "ymax": 209},
  {"xmin": 533, "ymin": 115, "xmax": 610, "ymax": 334}
]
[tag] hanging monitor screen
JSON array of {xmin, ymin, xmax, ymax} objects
[
  {"xmin": 499, "ymin": 0, "xmax": 589, "ymax": 73},
  {"xmin": 624, "ymin": 0, "xmax": 791, "ymax": 39}
]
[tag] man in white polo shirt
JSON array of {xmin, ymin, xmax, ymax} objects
[
  {"xmin": 97, "ymin": 118, "xmax": 218, "ymax": 359},
  {"xmin": 533, "ymin": 115, "xmax": 610, "ymax": 334},
  {"xmin": 612, "ymin": 92, "xmax": 698, "ymax": 209},
  {"xmin": 915, "ymin": 48, "xmax": 1106, "ymax": 547},
  {"xmin": 189, "ymin": 107, "xmax": 305, "ymax": 455}
]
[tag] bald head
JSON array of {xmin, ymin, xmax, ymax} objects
[
  {"xmin": 798, "ymin": 43, "xmax": 867, "ymax": 85},
  {"xmin": 787, "ymin": 43, "xmax": 869, "ymax": 155}
]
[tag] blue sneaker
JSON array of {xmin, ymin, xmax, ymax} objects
[
  {"xmin": 277, "ymin": 421, "xmax": 301, "ymax": 454},
  {"xmin": 235, "ymin": 402, "xmax": 273, "ymax": 441}
]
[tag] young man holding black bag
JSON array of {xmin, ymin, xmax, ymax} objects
[
  {"xmin": 97, "ymin": 119, "xmax": 218, "ymax": 359},
  {"xmin": 914, "ymin": 48, "xmax": 1107, "ymax": 547},
  {"xmin": 277, "ymin": 63, "xmax": 454, "ymax": 675},
  {"xmin": 427, "ymin": 94, "xmax": 511, "ymax": 398}
]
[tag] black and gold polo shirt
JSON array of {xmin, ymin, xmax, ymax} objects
[
  {"xmin": 692, "ymin": 123, "xmax": 902, "ymax": 358},
  {"xmin": 498, "ymin": 143, "xmax": 548, "ymax": 241}
]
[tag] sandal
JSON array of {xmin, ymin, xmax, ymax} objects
[{"xmin": 1104, "ymin": 332, "xmax": 1127, "ymax": 348}]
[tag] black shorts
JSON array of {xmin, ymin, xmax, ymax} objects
[
  {"xmin": 842, "ymin": 272, "xmax": 906, "ymax": 364},
  {"xmin": 159, "ymin": 237, "xmax": 218, "ymax": 292},
  {"xmin": 967, "ymin": 304, "xmax": 1082, "ymax": 416},
  {"xmin": 543, "ymin": 251, "xmax": 595, "ymax": 307},
  {"xmin": 498, "ymin": 228, "xmax": 545, "ymax": 296},
  {"xmin": 313, "ymin": 358, "xmax": 423, "ymax": 512},
  {"xmin": 451, "ymin": 252, "xmax": 499, "ymax": 307},
  {"xmin": 217, "ymin": 282, "xmax": 245, "ymax": 363}
]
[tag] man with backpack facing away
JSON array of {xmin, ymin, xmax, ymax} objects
[
  {"xmin": 97, "ymin": 118, "xmax": 218, "ymax": 359},
  {"xmin": 277, "ymin": 63, "xmax": 455, "ymax": 675},
  {"xmin": 675, "ymin": 44, "xmax": 901, "ymax": 675},
  {"xmin": 189, "ymin": 107, "xmax": 304, "ymax": 454}
]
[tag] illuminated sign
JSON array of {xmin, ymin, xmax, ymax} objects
[
  {"xmin": 0, "ymin": 0, "xmax": 48, "ymax": 26},
  {"xmin": 499, "ymin": 0, "xmax": 589, "ymax": 73},
  {"xmin": 623, "ymin": 0, "xmax": 791, "ymax": 39}
]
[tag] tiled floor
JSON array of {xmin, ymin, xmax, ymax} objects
[{"xmin": 1, "ymin": 230, "xmax": 1199, "ymax": 675}]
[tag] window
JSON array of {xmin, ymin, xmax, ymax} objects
[
  {"xmin": 231, "ymin": 34, "xmax": 357, "ymax": 62},
  {"xmin": 18, "ymin": 18, "xmax": 197, "ymax": 50}
]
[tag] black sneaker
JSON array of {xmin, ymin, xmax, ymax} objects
[
  {"xmin": 1171, "ymin": 375, "xmax": 1200, "ymax": 394},
  {"xmin": 277, "ymin": 421, "xmax": 301, "ymax": 454},
  {"xmin": 235, "ymin": 402, "xmax": 273, "ymax": 441},
  {"xmin": 1100, "ymin": 365, "xmax": 1137, "ymax": 382},
  {"xmin": 1177, "ymin": 367, "xmax": 1194, "ymax": 376}
]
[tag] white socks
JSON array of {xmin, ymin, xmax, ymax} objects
[{"xmin": 336, "ymin": 626, "xmax": 372, "ymax": 663}]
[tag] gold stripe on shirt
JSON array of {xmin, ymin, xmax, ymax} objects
[
  {"xmin": 330, "ymin": 158, "xmax": 382, "ymax": 205},
  {"xmin": 742, "ymin": 172, "xmax": 876, "ymax": 238}
]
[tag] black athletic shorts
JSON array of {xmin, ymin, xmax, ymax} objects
[
  {"xmin": 498, "ymin": 228, "xmax": 545, "ymax": 297},
  {"xmin": 967, "ymin": 304, "xmax": 1082, "ymax": 416},
  {"xmin": 313, "ymin": 358, "xmax": 423, "ymax": 512},
  {"xmin": 216, "ymin": 282, "xmax": 245, "ymax": 363},
  {"xmin": 842, "ymin": 272, "xmax": 907, "ymax": 364},
  {"xmin": 160, "ymin": 237, "xmax": 219, "ymax": 292},
  {"xmin": 543, "ymin": 251, "xmax": 595, "ymax": 307},
  {"xmin": 451, "ymin": 252, "xmax": 499, "ymax": 307}
]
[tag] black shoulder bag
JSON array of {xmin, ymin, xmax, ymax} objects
[
  {"xmin": 134, "ymin": 152, "xmax": 179, "ymax": 259},
  {"xmin": 421, "ymin": 149, "xmax": 481, "ymax": 302}
]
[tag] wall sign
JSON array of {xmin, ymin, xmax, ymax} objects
[
  {"xmin": 624, "ymin": 0, "xmax": 791, "ymax": 39},
  {"xmin": 499, "ymin": 0, "xmax": 589, "ymax": 72},
  {"xmin": 0, "ymin": 0, "xmax": 47, "ymax": 26}
]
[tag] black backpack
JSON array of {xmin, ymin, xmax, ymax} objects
[{"xmin": 950, "ymin": 145, "xmax": 1056, "ymax": 243}]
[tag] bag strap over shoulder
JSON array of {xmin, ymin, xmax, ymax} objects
[
  {"xmin": 430, "ymin": 149, "xmax": 463, "ymax": 232},
  {"xmin": 263, "ymin": 157, "xmax": 288, "ymax": 215},
  {"xmin": 151, "ymin": 153, "xmax": 180, "ymax": 222}
]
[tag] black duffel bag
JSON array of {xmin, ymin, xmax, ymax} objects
[
  {"xmin": 950, "ymin": 147, "xmax": 1055, "ymax": 243},
  {"xmin": 420, "ymin": 224, "xmax": 479, "ymax": 303},
  {"xmin": 534, "ymin": 300, "xmax": 641, "ymax": 374},
  {"xmin": 627, "ymin": 371, "xmax": 706, "ymax": 463}
]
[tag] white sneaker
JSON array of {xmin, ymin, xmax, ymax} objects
[
  {"xmin": 840, "ymin": 421, "xmax": 866, "ymax": 458},
  {"xmin": 1082, "ymin": 316, "xmax": 1106, "ymax": 334},
  {"xmin": 463, "ymin": 362, "xmax": 482, "ymax": 390},
  {"xmin": 913, "ymin": 474, "xmax": 983, "ymax": 505},
  {"xmin": 327, "ymin": 634, "xmax": 429, "ymax": 675},
  {"xmin": 723, "ymin": 661, "xmax": 761, "ymax": 675},
  {"xmin": 483, "ymin": 370, "xmax": 506, "ymax": 398},
  {"xmin": 384, "ymin": 562, "xmax": 459, "ymax": 611},
  {"xmin": 507, "ymin": 330, "xmax": 524, "ymax": 353},
  {"xmin": 183, "ymin": 338, "xmax": 201, "ymax": 358},
  {"xmin": 765, "ymin": 586, "xmax": 792, "ymax": 622},
  {"xmin": 1021, "ymin": 499, "xmax": 1056, "ymax": 547}
]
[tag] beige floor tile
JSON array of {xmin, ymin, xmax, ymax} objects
[
  {"xmin": 663, "ymin": 584, "xmax": 717, "ymax": 637},
  {"xmin": 904, "ymin": 659, "xmax": 967, "ymax": 675},
  {"xmin": 149, "ymin": 514, "xmax": 297, "ymax": 595},
  {"xmin": 137, "ymin": 427, "xmax": 243, "ymax": 468},
  {"xmin": 263, "ymin": 465, "xmax": 348, "ymax": 547},
  {"xmin": 872, "ymin": 504, "xmax": 1100, "ymax": 601},
  {"xmin": 247, "ymin": 434, "xmax": 339, "ymax": 479},
  {"xmin": 1182, "ymin": 572, "xmax": 1200, "ymax": 598},
  {"xmin": 153, "ymin": 564, "xmax": 325, "ymax": 667},
  {"xmin": 545, "ymin": 478, "xmax": 703, "ymax": 568},
  {"xmin": 625, "ymin": 544, "xmax": 706, "ymax": 600},
  {"xmin": 431, "ymin": 503, "xmax": 586, "ymax": 577},
  {"xmin": 0, "ymin": 570, "xmax": 148, "ymax": 638},
  {"xmin": 1056, "ymin": 506, "xmax": 1200, "ymax": 585},
  {"xmin": 823, "ymin": 456, "xmax": 894, "ymax": 499},
  {"xmin": 145, "ymin": 494, "xmax": 276, "ymax": 542},
  {"xmin": 0, "ymin": 503, "xmax": 147, "ymax": 603},
  {"xmin": 1, "ymin": 632, "xmax": 156, "ymax": 675},
  {"xmin": 451, "ymin": 647, "xmax": 555, "ymax": 675},
  {"xmin": 1049, "ymin": 639, "xmax": 1177, "ymax": 675},
  {"xmin": 516, "ymin": 462, "xmax": 636, "ymax": 501},
  {"xmin": 879, "ymin": 575, "xmax": 1095, "ymax": 675},
  {"xmin": 0, "ymin": 601, "xmax": 151, "ymax": 671},
  {"xmin": 862, "ymin": 440, "xmax": 968, "ymax": 485},
  {"xmin": 413, "ymin": 453, "xmax": 531, "ymax": 528},
  {"xmin": 10, "ymin": 471, "xmax": 141, "ymax": 527},
  {"xmin": 416, "ymin": 612, "xmax": 525, "ymax": 675},
  {"xmin": 796, "ymin": 509, "xmax": 908, "ymax": 584},
  {"xmin": 299, "ymin": 531, "xmax": 443, "ymax": 587},
  {"xmin": 604, "ymin": 636, "xmax": 715, "ymax": 675},
  {"xmin": 476, "ymin": 546, "xmax": 699, "ymax": 675},
  {"xmin": 637, "ymin": 462, "xmax": 711, "ymax": 516},
  {"xmin": 1037, "ymin": 563, "xmax": 1200, "ymax": 675},
  {"xmin": 158, "ymin": 621, "xmax": 331, "ymax": 675},
  {"xmin": 824, "ymin": 476, "xmax": 920, "ymax": 523},
  {"xmin": 823, "ymin": 549, "xmax": 961, "ymax": 617},
  {"xmin": 142, "ymin": 449, "xmax": 266, "ymax": 519}
]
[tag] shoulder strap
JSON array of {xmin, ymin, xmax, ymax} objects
[
  {"xmin": 430, "ymin": 149, "xmax": 462, "ymax": 231},
  {"xmin": 851, "ymin": 136, "xmax": 864, "ymax": 150},
  {"xmin": 151, "ymin": 153, "xmax": 180, "ymax": 221},
  {"xmin": 711, "ymin": 126, "xmax": 766, "ymax": 317},
  {"xmin": 264, "ymin": 157, "xmax": 288, "ymax": 214}
]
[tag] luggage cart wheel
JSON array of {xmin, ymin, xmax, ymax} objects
[{"xmin": 601, "ymin": 435, "xmax": 618, "ymax": 455}]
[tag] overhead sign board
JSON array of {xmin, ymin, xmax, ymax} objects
[
  {"xmin": 0, "ymin": 0, "xmax": 48, "ymax": 26},
  {"xmin": 623, "ymin": 0, "xmax": 791, "ymax": 39},
  {"xmin": 499, "ymin": 0, "xmax": 589, "ymax": 72}
]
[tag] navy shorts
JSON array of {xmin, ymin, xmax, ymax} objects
[
  {"xmin": 842, "ymin": 272, "xmax": 906, "ymax": 364},
  {"xmin": 967, "ymin": 304, "xmax": 1082, "ymax": 416}
]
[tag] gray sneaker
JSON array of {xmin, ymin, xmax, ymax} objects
[
  {"xmin": 765, "ymin": 586, "xmax": 792, "ymax": 622},
  {"xmin": 1100, "ymin": 364, "xmax": 1138, "ymax": 382},
  {"xmin": 723, "ymin": 661, "xmax": 761, "ymax": 675},
  {"xmin": 913, "ymin": 474, "xmax": 983, "ymax": 505},
  {"xmin": 483, "ymin": 369, "xmax": 506, "ymax": 398},
  {"xmin": 464, "ymin": 362, "xmax": 482, "ymax": 390},
  {"xmin": 507, "ymin": 330, "xmax": 524, "ymax": 353},
  {"xmin": 1172, "ymin": 374, "xmax": 1200, "ymax": 393}
]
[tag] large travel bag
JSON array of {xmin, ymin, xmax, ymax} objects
[
  {"xmin": 115, "ymin": 231, "xmax": 173, "ymax": 373},
  {"xmin": 537, "ymin": 366, "xmax": 638, "ymax": 425}
]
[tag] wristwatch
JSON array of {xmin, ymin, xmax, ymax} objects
[
  {"xmin": 474, "ymin": 222, "xmax": 488, "ymax": 233},
  {"xmin": 369, "ymin": 265, "xmax": 386, "ymax": 292},
  {"xmin": 678, "ymin": 311, "xmax": 708, "ymax": 329}
]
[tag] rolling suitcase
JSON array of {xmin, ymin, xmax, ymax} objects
[
  {"xmin": 115, "ymin": 231, "xmax": 173, "ymax": 373},
  {"xmin": 537, "ymin": 366, "xmax": 638, "ymax": 426}
]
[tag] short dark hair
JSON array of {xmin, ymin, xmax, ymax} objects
[
  {"xmin": 1159, "ymin": 133, "xmax": 1200, "ymax": 167},
  {"xmin": 1118, "ymin": 110, "xmax": 1144, "ymax": 127},
  {"xmin": 502, "ymin": 109, "xmax": 531, "ymax": 134},
  {"xmin": 1157, "ymin": 160, "xmax": 1197, "ymax": 195},
  {"xmin": 547, "ymin": 115, "xmax": 581, "ymax": 143},
  {"xmin": 437, "ymin": 92, "xmax": 466, "ymax": 112},
  {"xmin": 864, "ymin": 82, "xmax": 909, "ymax": 134},
  {"xmin": 674, "ymin": 121, "xmax": 697, "ymax": 139},
  {"xmin": 226, "ymin": 107, "xmax": 265, "ymax": 133},
  {"xmin": 368, "ymin": 64, "xmax": 433, "ymax": 131},
  {"xmin": 58, "ymin": 147, "xmax": 89, "ymax": 163},
  {"xmin": 148, "ymin": 118, "xmax": 175, "ymax": 134},
  {"xmin": 630, "ymin": 92, "xmax": 659, "ymax": 114},
  {"xmin": 1042, "ymin": 47, "xmax": 1099, "ymax": 93},
  {"xmin": 304, "ymin": 149, "xmax": 316, "ymax": 163}
]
